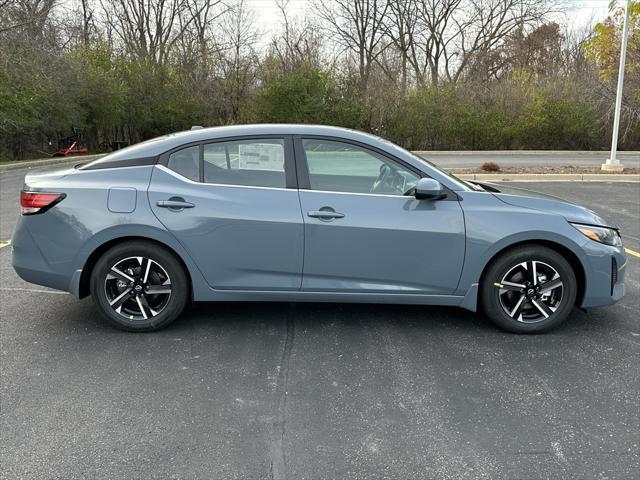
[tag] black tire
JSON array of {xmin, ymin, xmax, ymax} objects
[
  {"xmin": 480, "ymin": 245, "xmax": 577, "ymax": 334},
  {"xmin": 90, "ymin": 240, "xmax": 189, "ymax": 332}
]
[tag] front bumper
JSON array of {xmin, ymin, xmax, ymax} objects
[{"xmin": 580, "ymin": 241, "xmax": 626, "ymax": 308}]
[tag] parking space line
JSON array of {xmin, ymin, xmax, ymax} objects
[
  {"xmin": 0, "ymin": 287, "xmax": 68, "ymax": 295},
  {"xmin": 625, "ymin": 248, "xmax": 640, "ymax": 258},
  {"xmin": 0, "ymin": 240, "xmax": 10, "ymax": 249}
]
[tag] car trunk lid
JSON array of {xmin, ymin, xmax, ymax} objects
[{"xmin": 23, "ymin": 164, "xmax": 77, "ymax": 190}]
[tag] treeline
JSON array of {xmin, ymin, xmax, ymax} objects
[{"xmin": 1, "ymin": 0, "xmax": 638, "ymax": 160}]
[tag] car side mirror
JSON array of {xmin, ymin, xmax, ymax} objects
[{"xmin": 414, "ymin": 178, "xmax": 446, "ymax": 200}]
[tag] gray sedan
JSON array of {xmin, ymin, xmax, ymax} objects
[{"xmin": 12, "ymin": 125, "xmax": 626, "ymax": 333}]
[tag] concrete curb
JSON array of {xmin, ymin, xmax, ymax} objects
[
  {"xmin": 416, "ymin": 150, "xmax": 640, "ymax": 157},
  {"xmin": 0, "ymin": 155, "xmax": 104, "ymax": 172},
  {"xmin": 456, "ymin": 173, "xmax": 640, "ymax": 182}
]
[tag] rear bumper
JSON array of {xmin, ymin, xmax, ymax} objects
[
  {"xmin": 11, "ymin": 219, "xmax": 72, "ymax": 293},
  {"xmin": 580, "ymin": 242, "xmax": 626, "ymax": 308}
]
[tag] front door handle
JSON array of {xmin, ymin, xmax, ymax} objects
[
  {"xmin": 156, "ymin": 197, "xmax": 195, "ymax": 210},
  {"xmin": 307, "ymin": 208, "xmax": 345, "ymax": 220}
]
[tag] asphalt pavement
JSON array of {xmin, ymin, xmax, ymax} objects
[{"xmin": 1, "ymin": 166, "xmax": 639, "ymax": 479}]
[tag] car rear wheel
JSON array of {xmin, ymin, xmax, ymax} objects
[
  {"xmin": 90, "ymin": 241, "xmax": 188, "ymax": 332},
  {"xmin": 481, "ymin": 245, "xmax": 577, "ymax": 333}
]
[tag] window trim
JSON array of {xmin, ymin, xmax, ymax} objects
[
  {"xmin": 198, "ymin": 143, "xmax": 204, "ymax": 182},
  {"xmin": 158, "ymin": 135, "xmax": 297, "ymax": 189},
  {"xmin": 155, "ymin": 165, "xmax": 295, "ymax": 192}
]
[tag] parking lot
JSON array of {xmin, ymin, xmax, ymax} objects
[{"xmin": 1, "ymin": 167, "xmax": 639, "ymax": 479}]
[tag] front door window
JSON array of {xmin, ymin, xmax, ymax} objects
[{"xmin": 302, "ymin": 139, "xmax": 420, "ymax": 195}]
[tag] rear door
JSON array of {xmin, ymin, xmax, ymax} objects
[
  {"xmin": 148, "ymin": 136, "xmax": 304, "ymax": 290},
  {"xmin": 295, "ymin": 137, "xmax": 465, "ymax": 294}
]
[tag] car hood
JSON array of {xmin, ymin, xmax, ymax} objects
[{"xmin": 474, "ymin": 182, "xmax": 615, "ymax": 228}]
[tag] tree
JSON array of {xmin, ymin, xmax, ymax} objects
[
  {"xmin": 71, "ymin": 42, "xmax": 126, "ymax": 148},
  {"xmin": 584, "ymin": 1, "xmax": 640, "ymax": 146},
  {"xmin": 1, "ymin": 0, "xmax": 639, "ymax": 160},
  {"xmin": 269, "ymin": 0, "xmax": 325, "ymax": 72},
  {"xmin": 254, "ymin": 61, "xmax": 364, "ymax": 127},
  {"xmin": 215, "ymin": 0, "xmax": 261, "ymax": 122},
  {"xmin": 472, "ymin": 22, "xmax": 564, "ymax": 81},
  {"xmin": 314, "ymin": 0, "xmax": 390, "ymax": 91},
  {"xmin": 0, "ymin": 0, "xmax": 82, "ymax": 159},
  {"xmin": 383, "ymin": 0, "xmax": 420, "ymax": 90},
  {"xmin": 99, "ymin": 0, "xmax": 217, "ymax": 67}
]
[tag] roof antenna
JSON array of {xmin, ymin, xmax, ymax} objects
[{"xmin": 191, "ymin": 125, "xmax": 203, "ymax": 130}]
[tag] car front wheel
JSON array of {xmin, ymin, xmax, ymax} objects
[
  {"xmin": 481, "ymin": 245, "xmax": 577, "ymax": 333},
  {"xmin": 90, "ymin": 241, "xmax": 189, "ymax": 332}
]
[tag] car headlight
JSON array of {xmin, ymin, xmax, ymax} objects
[{"xmin": 571, "ymin": 223, "xmax": 622, "ymax": 247}]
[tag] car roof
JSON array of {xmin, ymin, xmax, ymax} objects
[
  {"xmin": 79, "ymin": 124, "xmax": 470, "ymax": 191},
  {"xmin": 167, "ymin": 124, "xmax": 382, "ymax": 143},
  {"xmin": 85, "ymin": 124, "xmax": 392, "ymax": 165}
]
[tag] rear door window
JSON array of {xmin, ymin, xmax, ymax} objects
[{"xmin": 203, "ymin": 139, "xmax": 286, "ymax": 188}]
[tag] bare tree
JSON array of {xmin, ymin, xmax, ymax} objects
[
  {"xmin": 174, "ymin": 0, "xmax": 225, "ymax": 83},
  {"xmin": 451, "ymin": 0, "xmax": 559, "ymax": 82},
  {"xmin": 79, "ymin": 0, "xmax": 95, "ymax": 45},
  {"xmin": 57, "ymin": 0, "xmax": 98, "ymax": 46},
  {"xmin": 314, "ymin": 0, "xmax": 390, "ymax": 90},
  {"xmin": 0, "ymin": 0, "xmax": 57, "ymax": 37},
  {"xmin": 384, "ymin": 0, "xmax": 558, "ymax": 86},
  {"xmin": 383, "ymin": 0, "xmax": 420, "ymax": 90},
  {"xmin": 269, "ymin": 0, "xmax": 324, "ymax": 71},
  {"xmin": 98, "ymin": 0, "xmax": 215, "ymax": 66},
  {"xmin": 216, "ymin": 0, "xmax": 261, "ymax": 121},
  {"xmin": 411, "ymin": 0, "xmax": 464, "ymax": 86}
]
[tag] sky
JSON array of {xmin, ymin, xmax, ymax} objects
[
  {"xmin": 245, "ymin": 0, "xmax": 614, "ymax": 38},
  {"xmin": 560, "ymin": 0, "xmax": 612, "ymax": 30}
]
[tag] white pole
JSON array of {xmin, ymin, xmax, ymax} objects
[{"xmin": 603, "ymin": 0, "xmax": 631, "ymax": 171}]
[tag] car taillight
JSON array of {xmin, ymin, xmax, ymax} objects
[{"xmin": 20, "ymin": 191, "xmax": 66, "ymax": 215}]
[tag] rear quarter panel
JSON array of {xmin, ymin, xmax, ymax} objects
[{"xmin": 16, "ymin": 166, "xmax": 210, "ymax": 298}]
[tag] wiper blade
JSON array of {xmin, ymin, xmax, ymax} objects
[{"xmin": 469, "ymin": 181, "xmax": 500, "ymax": 193}]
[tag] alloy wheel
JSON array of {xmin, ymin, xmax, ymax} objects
[
  {"xmin": 104, "ymin": 256, "xmax": 172, "ymax": 321},
  {"xmin": 496, "ymin": 260, "xmax": 563, "ymax": 324}
]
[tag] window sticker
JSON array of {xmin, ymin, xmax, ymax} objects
[{"xmin": 238, "ymin": 143, "xmax": 284, "ymax": 171}]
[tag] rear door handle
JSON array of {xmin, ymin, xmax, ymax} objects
[
  {"xmin": 307, "ymin": 209, "xmax": 345, "ymax": 220},
  {"xmin": 156, "ymin": 198, "xmax": 195, "ymax": 210}
]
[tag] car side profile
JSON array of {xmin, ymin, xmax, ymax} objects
[{"xmin": 12, "ymin": 125, "xmax": 626, "ymax": 333}]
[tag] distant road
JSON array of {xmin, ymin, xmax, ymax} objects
[
  {"xmin": 1, "ymin": 150, "xmax": 638, "ymax": 173},
  {"xmin": 415, "ymin": 150, "xmax": 640, "ymax": 168}
]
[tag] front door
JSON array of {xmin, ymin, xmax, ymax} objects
[
  {"xmin": 296, "ymin": 138, "xmax": 465, "ymax": 294},
  {"xmin": 148, "ymin": 136, "xmax": 304, "ymax": 290}
]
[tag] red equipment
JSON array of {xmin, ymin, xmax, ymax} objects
[{"xmin": 52, "ymin": 127, "xmax": 89, "ymax": 157}]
